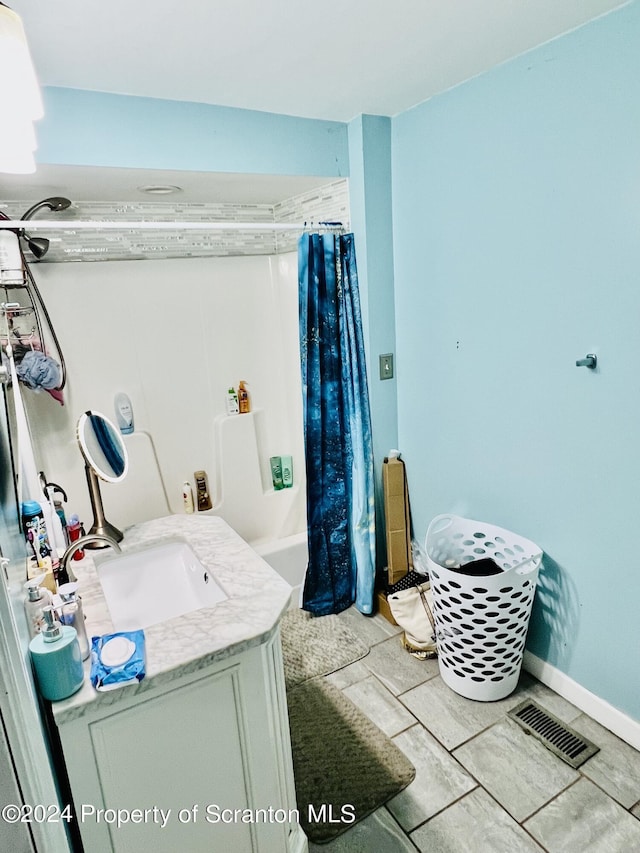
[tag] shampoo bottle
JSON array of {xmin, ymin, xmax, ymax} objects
[
  {"xmin": 29, "ymin": 607, "xmax": 84, "ymax": 701},
  {"xmin": 182, "ymin": 482, "xmax": 194, "ymax": 514},
  {"xmin": 270, "ymin": 456, "xmax": 284, "ymax": 491},
  {"xmin": 226, "ymin": 387, "xmax": 239, "ymax": 415},
  {"xmin": 238, "ymin": 381, "xmax": 251, "ymax": 414},
  {"xmin": 281, "ymin": 455, "xmax": 293, "ymax": 488}
]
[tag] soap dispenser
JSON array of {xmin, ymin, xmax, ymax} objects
[
  {"xmin": 29, "ymin": 606, "xmax": 84, "ymax": 701},
  {"xmin": 23, "ymin": 575, "xmax": 53, "ymax": 639}
]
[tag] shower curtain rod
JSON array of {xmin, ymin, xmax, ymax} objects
[{"xmin": 0, "ymin": 220, "xmax": 345, "ymax": 232}]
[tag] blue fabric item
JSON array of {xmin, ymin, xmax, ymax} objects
[
  {"xmin": 16, "ymin": 350, "xmax": 62, "ymax": 390},
  {"xmin": 298, "ymin": 233, "xmax": 376, "ymax": 615}
]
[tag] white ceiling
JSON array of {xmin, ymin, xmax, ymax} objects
[
  {"xmin": 2, "ymin": 0, "xmax": 629, "ymax": 205},
  {"xmin": 10, "ymin": 0, "xmax": 627, "ymax": 121}
]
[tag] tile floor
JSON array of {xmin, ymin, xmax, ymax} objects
[{"xmin": 306, "ymin": 607, "xmax": 640, "ymax": 852}]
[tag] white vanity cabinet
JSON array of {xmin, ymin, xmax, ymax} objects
[{"xmin": 56, "ymin": 626, "xmax": 307, "ymax": 853}]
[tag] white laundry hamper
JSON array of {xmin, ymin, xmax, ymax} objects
[{"xmin": 426, "ymin": 514, "xmax": 542, "ymax": 702}]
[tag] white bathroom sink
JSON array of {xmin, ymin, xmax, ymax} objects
[{"xmin": 95, "ymin": 541, "xmax": 228, "ymax": 631}]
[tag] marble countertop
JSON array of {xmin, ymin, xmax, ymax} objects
[{"xmin": 51, "ymin": 514, "xmax": 293, "ymax": 724}]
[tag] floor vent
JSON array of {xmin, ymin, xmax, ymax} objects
[{"xmin": 507, "ymin": 700, "xmax": 600, "ymax": 768}]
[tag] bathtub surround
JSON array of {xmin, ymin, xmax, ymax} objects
[
  {"xmin": 298, "ymin": 233, "xmax": 376, "ymax": 616},
  {"xmin": 254, "ymin": 532, "xmax": 309, "ymax": 608},
  {"xmin": 25, "ymin": 252, "xmax": 308, "ymax": 548}
]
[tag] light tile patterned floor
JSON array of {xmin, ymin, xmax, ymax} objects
[{"xmin": 307, "ymin": 608, "xmax": 640, "ymax": 853}]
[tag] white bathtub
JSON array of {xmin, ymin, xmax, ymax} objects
[{"xmin": 253, "ymin": 531, "xmax": 308, "ymax": 607}]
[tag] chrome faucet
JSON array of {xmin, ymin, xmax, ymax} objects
[{"xmin": 61, "ymin": 534, "xmax": 122, "ymax": 582}]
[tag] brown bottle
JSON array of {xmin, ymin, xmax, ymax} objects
[{"xmin": 238, "ymin": 381, "xmax": 251, "ymax": 414}]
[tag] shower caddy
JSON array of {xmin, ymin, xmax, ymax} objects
[{"xmin": 0, "ymin": 234, "xmax": 66, "ymax": 392}]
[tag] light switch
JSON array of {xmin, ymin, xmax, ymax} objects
[{"xmin": 379, "ymin": 353, "xmax": 394, "ymax": 380}]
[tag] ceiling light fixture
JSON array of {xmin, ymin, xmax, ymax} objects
[
  {"xmin": 0, "ymin": 3, "xmax": 43, "ymax": 174},
  {"xmin": 137, "ymin": 185, "xmax": 183, "ymax": 196}
]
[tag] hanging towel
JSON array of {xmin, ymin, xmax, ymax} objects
[{"xmin": 16, "ymin": 349, "xmax": 62, "ymax": 391}]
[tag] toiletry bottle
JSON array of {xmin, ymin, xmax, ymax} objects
[
  {"xmin": 270, "ymin": 456, "xmax": 284, "ymax": 491},
  {"xmin": 29, "ymin": 606, "xmax": 84, "ymax": 701},
  {"xmin": 57, "ymin": 583, "xmax": 90, "ymax": 661},
  {"xmin": 45, "ymin": 485, "xmax": 67, "ymax": 564},
  {"xmin": 226, "ymin": 387, "xmax": 239, "ymax": 415},
  {"xmin": 182, "ymin": 482, "xmax": 194, "ymax": 514},
  {"xmin": 35, "ymin": 483, "xmax": 61, "ymax": 578},
  {"xmin": 238, "ymin": 380, "xmax": 251, "ymax": 414},
  {"xmin": 114, "ymin": 392, "xmax": 134, "ymax": 435},
  {"xmin": 67, "ymin": 516, "xmax": 85, "ymax": 560},
  {"xmin": 281, "ymin": 455, "xmax": 293, "ymax": 488},
  {"xmin": 23, "ymin": 576, "xmax": 53, "ymax": 639},
  {"xmin": 194, "ymin": 470, "xmax": 213, "ymax": 511},
  {"xmin": 21, "ymin": 501, "xmax": 52, "ymax": 570},
  {"xmin": 45, "ymin": 481, "xmax": 69, "ymax": 546},
  {"xmin": 54, "ymin": 499, "xmax": 69, "ymax": 546}
]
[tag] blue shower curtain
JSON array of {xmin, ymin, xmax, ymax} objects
[{"xmin": 298, "ymin": 233, "xmax": 376, "ymax": 615}]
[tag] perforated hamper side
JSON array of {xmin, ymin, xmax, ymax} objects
[{"xmin": 426, "ymin": 515, "xmax": 542, "ymax": 702}]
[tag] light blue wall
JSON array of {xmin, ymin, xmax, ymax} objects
[
  {"xmin": 37, "ymin": 87, "xmax": 349, "ymax": 176},
  {"xmin": 391, "ymin": 1, "xmax": 640, "ymax": 718},
  {"xmin": 348, "ymin": 115, "xmax": 398, "ymax": 567}
]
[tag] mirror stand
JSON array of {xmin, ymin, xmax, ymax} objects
[{"xmin": 84, "ymin": 463, "xmax": 124, "ymax": 547}]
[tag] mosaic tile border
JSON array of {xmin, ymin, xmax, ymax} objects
[{"xmin": 1, "ymin": 179, "xmax": 349, "ymax": 263}]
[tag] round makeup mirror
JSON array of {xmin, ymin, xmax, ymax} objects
[{"xmin": 77, "ymin": 411, "xmax": 128, "ymax": 545}]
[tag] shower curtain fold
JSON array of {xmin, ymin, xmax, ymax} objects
[{"xmin": 298, "ymin": 233, "xmax": 375, "ymax": 615}]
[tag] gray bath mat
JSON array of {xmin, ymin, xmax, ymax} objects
[
  {"xmin": 286, "ymin": 678, "xmax": 416, "ymax": 844},
  {"xmin": 280, "ymin": 608, "xmax": 369, "ymax": 689}
]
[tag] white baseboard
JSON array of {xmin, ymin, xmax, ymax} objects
[{"xmin": 523, "ymin": 651, "xmax": 640, "ymax": 751}]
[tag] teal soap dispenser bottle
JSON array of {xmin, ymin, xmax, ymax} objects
[{"xmin": 29, "ymin": 606, "xmax": 84, "ymax": 701}]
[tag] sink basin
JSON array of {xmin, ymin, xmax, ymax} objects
[{"xmin": 95, "ymin": 541, "xmax": 228, "ymax": 631}]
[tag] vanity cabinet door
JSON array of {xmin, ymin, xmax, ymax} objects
[{"xmin": 57, "ymin": 637, "xmax": 304, "ymax": 853}]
